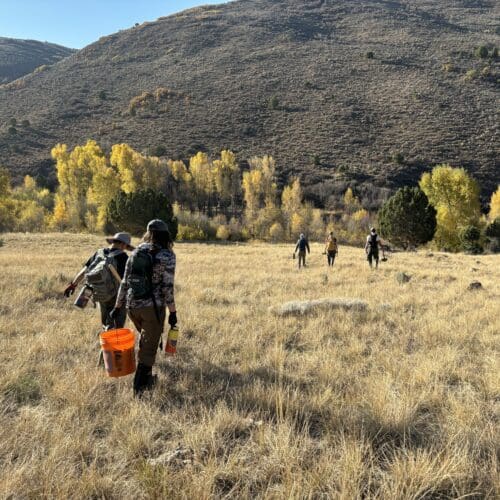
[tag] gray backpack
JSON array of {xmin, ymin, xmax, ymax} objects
[{"xmin": 85, "ymin": 249, "xmax": 121, "ymax": 302}]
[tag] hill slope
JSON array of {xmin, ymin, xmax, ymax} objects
[
  {"xmin": 0, "ymin": 37, "xmax": 75, "ymax": 84},
  {"xmin": 0, "ymin": 0, "xmax": 498, "ymax": 204}
]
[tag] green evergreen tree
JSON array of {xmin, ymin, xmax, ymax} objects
[
  {"xmin": 460, "ymin": 225, "xmax": 483, "ymax": 254},
  {"xmin": 107, "ymin": 189, "xmax": 178, "ymax": 237},
  {"xmin": 379, "ymin": 186, "xmax": 436, "ymax": 248}
]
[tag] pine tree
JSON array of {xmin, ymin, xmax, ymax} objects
[{"xmin": 378, "ymin": 186, "xmax": 437, "ymax": 248}]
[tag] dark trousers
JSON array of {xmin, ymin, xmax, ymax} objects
[
  {"xmin": 298, "ymin": 250, "xmax": 306, "ymax": 268},
  {"xmin": 367, "ymin": 250, "xmax": 379, "ymax": 267},
  {"xmin": 100, "ymin": 299, "xmax": 126, "ymax": 330},
  {"xmin": 327, "ymin": 251, "xmax": 337, "ymax": 266},
  {"xmin": 128, "ymin": 306, "xmax": 166, "ymax": 367}
]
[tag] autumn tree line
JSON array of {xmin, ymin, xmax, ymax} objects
[{"xmin": 0, "ymin": 139, "xmax": 499, "ymax": 252}]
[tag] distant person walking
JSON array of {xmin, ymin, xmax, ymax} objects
[
  {"xmin": 365, "ymin": 227, "xmax": 382, "ymax": 269},
  {"xmin": 325, "ymin": 232, "xmax": 338, "ymax": 267},
  {"xmin": 63, "ymin": 233, "xmax": 134, "ymax": 330},
  {"xmin": 111, "ymin": 219, "xmax": 177, "ymax": 396},
  {"xmin": 294, "ymin": 233, "xmax": 310, "ymax": 269}
]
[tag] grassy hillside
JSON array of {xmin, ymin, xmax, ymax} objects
[
  {"xmin": 0, "ymin": 0, "xmax": 498, "ymax": 203},
  {"xmin": 0, "ymin": 37, "xmax": 74, "ymax": 84},
  {"xmin": 0, "ymin": 233, "xmax": 498, "ymax": 497}
]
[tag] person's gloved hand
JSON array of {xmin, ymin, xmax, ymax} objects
[
  {"xmin": 168, "ymin": 311, "xmax": 177, "ymax": 328},
  {"xmin": 110, "ymin": 307, "xmax": 121, "ymax": 320},
  {"xmin": 63, "ymin": 283, "xmax": 76, "ymax": 297}
]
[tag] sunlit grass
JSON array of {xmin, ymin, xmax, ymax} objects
[{"xmin": 0, "ymin": 233, "xmax": 498, "ymax": 498}]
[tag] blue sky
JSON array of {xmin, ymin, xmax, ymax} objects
[{"xmin": 0, "ymin": 0, "xmax": 230, "ymax": 49}]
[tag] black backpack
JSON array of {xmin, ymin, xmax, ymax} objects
[
  {"xmin": 128, "ymin": 247, "xmax": 157, "ymax": 299},
  {"xmin": 368, "ymin": 233, "xmax": 378, "ymax": 250},
  {"xmin": 298, "ymin": 238, "xmax": 307, "ymax": 251}
]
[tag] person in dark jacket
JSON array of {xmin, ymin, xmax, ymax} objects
[
  {"xmin": 111, "ymin": 219, "xmax": 177, "ymax": 396},
  {"xmin": 294, "ymin": 233, "xmax": 310, "ymax": 269},
  {"xmin": 365, "ymin": 227, "xmax": 382, "ymax": 269}
]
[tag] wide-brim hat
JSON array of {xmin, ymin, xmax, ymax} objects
[{"xmin": 106, "ymin": 232, "xmax": 135, "ymax": 250}]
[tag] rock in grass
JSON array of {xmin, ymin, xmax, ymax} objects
[
  {"xmin": 396, "ymin": 272, "xmax": 411, "ymax": 284},
  {"xmin": 272, "ymin": 298, "xmax": 368, "ymax": 316},
  {"xmin": 467, "ymin": 281, "xmax": 483, "ymax": 291}
]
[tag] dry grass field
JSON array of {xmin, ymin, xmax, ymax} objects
[{"xmin": 0, "ymin": 233, "xmax": 499, "ymax": 499}]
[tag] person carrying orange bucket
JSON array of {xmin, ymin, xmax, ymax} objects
[{"xmin": 111, "ymin": 219, "xmax": 178, "ymax": 396}]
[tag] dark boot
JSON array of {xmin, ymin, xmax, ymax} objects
[{"xmin": 133, "ymin": 363, "xmax": 157, "ymax": 397}]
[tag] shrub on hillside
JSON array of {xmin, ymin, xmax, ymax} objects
[
  {"xmin": 379, "ymin": 187, "xmax": 436, "ymax": 249},
  {"xmin": 392, "ymin": 152, "xmax": 404, "ymax": 164},
  {"xmin": 464, "ymin": 69, "xmax": 478, "ymax": 81},
  {"xmin": 366, "ymin": 51, "xmax": 374, "ymax": 59},
  {"xmin": 107, "ymin": 189, "xmax": 178, "ymax": 237},
  {"xmin": 269, "ymin": 95, "xmax": 280, "ymax": 110},
  {"xmin": 128, "ymin": 91, "xmax": 155, "ymax": 115},
  {"xmin": 475, "ymin": 45, "xmax": 488, "ymax": 59}
]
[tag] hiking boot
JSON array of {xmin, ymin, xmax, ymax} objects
[{"xmin": 134, "ymin": 363, "xmax": 156, "ymax": 397}]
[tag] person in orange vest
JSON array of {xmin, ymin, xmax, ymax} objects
[{"xmin": 324, "ymin": 232, "xmax": 338, "ymax": 267}]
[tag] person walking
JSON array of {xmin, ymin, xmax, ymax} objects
[
  {"xmin": 63, "ymin": 232, "xmax": 134, "ymax": 330},
  {"xmin": 365, "ymin": 227, "xmax": 382, "ymax": 269},
  {"xmin": 294, "ymin": 233, "xmax": 310, "ymax": 269},
  {"xmin": 111, "ymin": 219, "xmax": 177, "ymax": 396},
  {"xmin": 324, "ymin": 232, "xmax": 338, "ymax": 267}
]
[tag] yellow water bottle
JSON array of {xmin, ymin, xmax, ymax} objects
[{"xmin": 165, "ymin": 326, "xmax": 179, "ymax": 356}]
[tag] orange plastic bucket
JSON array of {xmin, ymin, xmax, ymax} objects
[{"xmin": 100, "ymin": 328, "xmax": 136, "ymax": 377}]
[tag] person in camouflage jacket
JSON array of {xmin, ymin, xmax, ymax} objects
[{"xmin": 112, "ymin": 219, "xmax": 177, "ymax": 396}]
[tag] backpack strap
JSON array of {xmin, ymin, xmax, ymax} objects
[{"xmin": 147, "ymin": 248, "xmax": 162, "ymax": 325}]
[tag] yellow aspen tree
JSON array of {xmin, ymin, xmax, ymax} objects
[
  {"xmin": 281, "ymin": 178, "xmax": 303, "ymax": 238},
  {"xmin": 212, "ymin": 150, "xmax": 240, "ymax": 214},
  {"xmin": 51, "ymin": 140, "xmax": 105, "ymax": 229},
  {"xmin": 290, "ymin": 211, "xmax": 305, "ymax": 238},
  {"xmin": 50, "ymin": 193, "xmax": 70, "ymax": 230},
  {"xmin": 343, "ymin": 187, "xmax": 361, "ymax": 215},
  {"xmin": 420, "ymin": 164, "xmax": 481, "ymax": 250},
  {"xmin": 0, "ymin": 167, "xmax": 11, "ymax": 198},
  {"xmin": 110, "ymin": 143, "xmax": 142, "ymax": 193},
  {"xmin": 141, "ymin": 155, "xmax": 168, "ymax": 192},
  {"xmin": 248, "ymin": 155, "xmax": 277, "ymax": 207},
  {"xmin": 489, "ymin": 185, "xmax": 500, "ymax": 220},
  {"xmin": 189, "ymin": 152, "xmax": 213, "ymax": 212},
  {"xmin": 242, "ymin": 168, "xmax": 263, "ymax": 229},
  {"xmin": 168, "ymin": 159, "xmax": 193, "ymax": 208},
  {"xmin": 87, "ymin": 163, "xmax": 121, "ymax": 231}
]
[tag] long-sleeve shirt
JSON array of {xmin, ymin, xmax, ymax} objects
[{"xmin": 115, "ymin": 242, "xmax": 176, "ymax": 309}]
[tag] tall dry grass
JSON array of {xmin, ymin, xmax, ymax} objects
[{"xmin": 0, "ymin": 233, "xmax": 498, "ymax": 499}]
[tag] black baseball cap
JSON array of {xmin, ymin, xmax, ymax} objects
[{"xmin": 147, "ymin": 219, "xmax": 170, "ymax": 232}]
